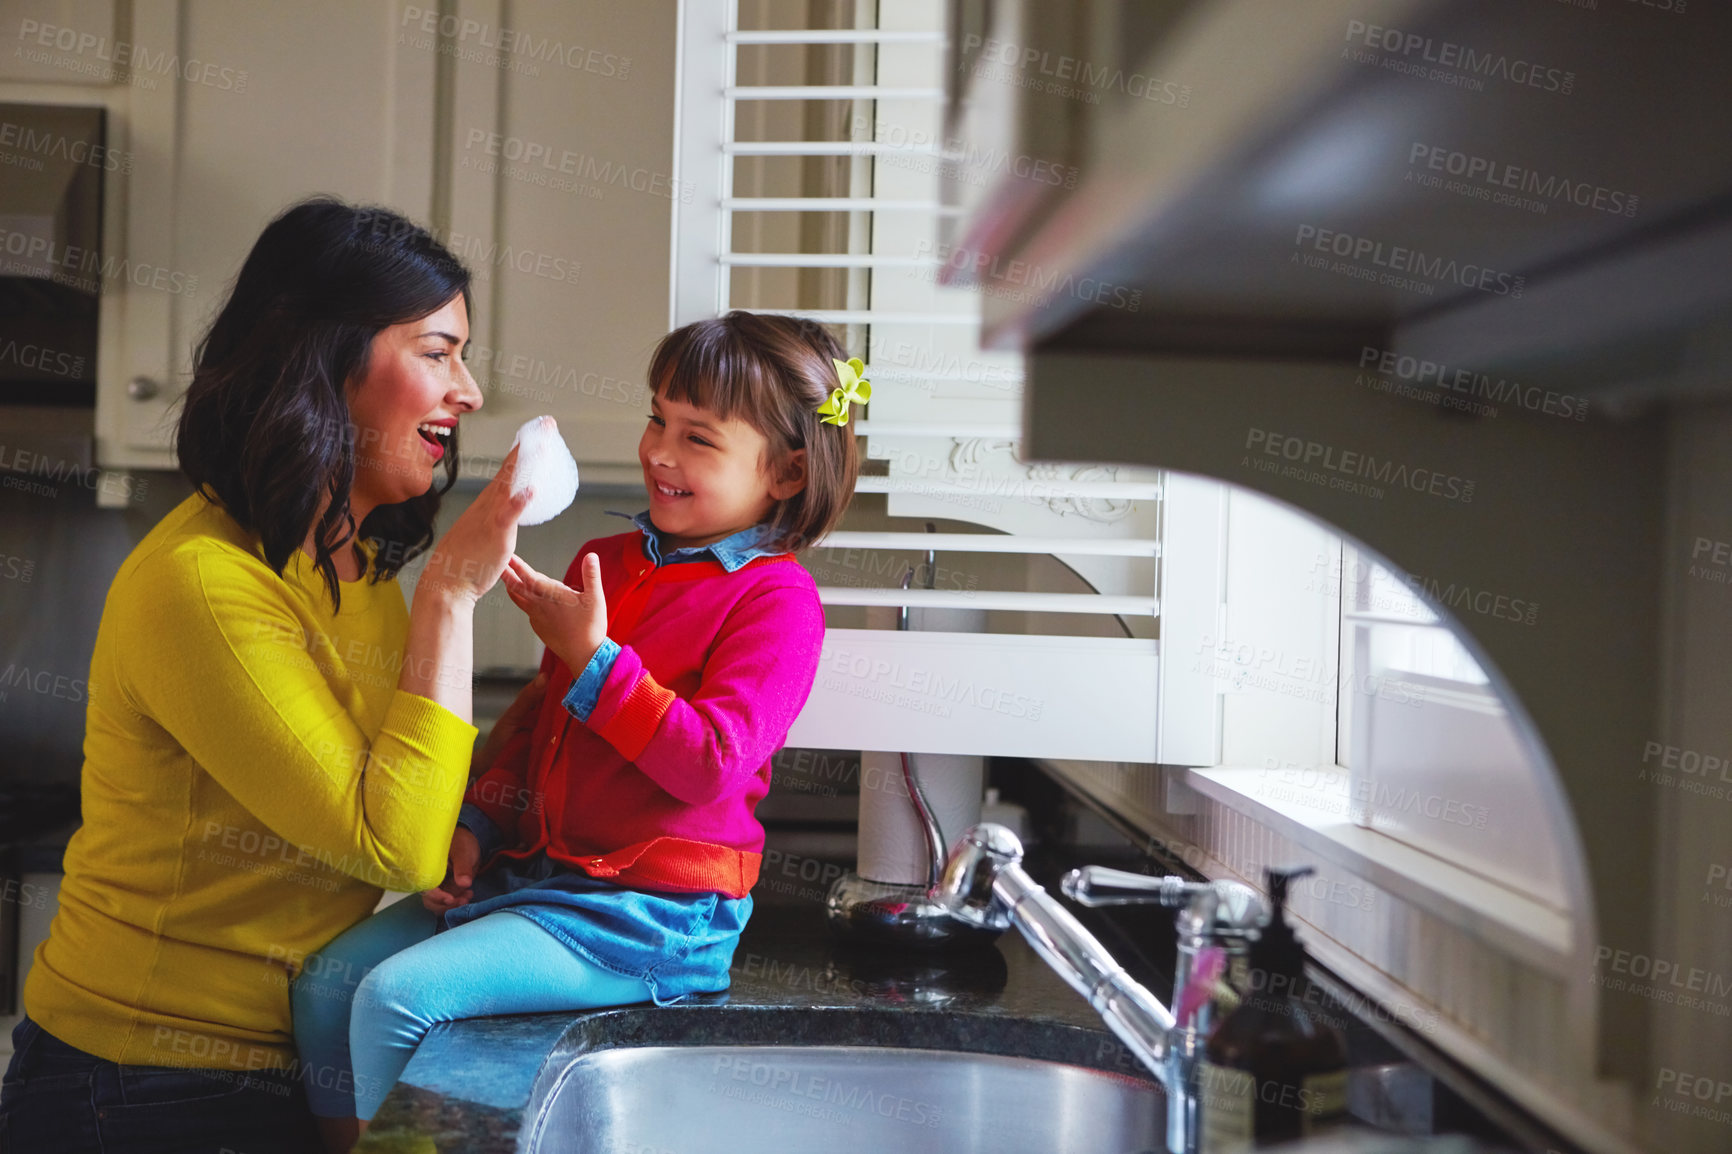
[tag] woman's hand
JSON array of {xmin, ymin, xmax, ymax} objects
[
  {"xmin": 502, "ymin": 553, "xmax": 607, "ymax": 674},
  {"xmin": 472, "ymin": 671, "xmax": 547, "ymax": 777},
  {"xmin": 422, "ymin": 826, "xmax": 481, "ymax": 913},
  {"xmin": 418, "ymin": 445, "xmax": 534, "ymax": 605}
]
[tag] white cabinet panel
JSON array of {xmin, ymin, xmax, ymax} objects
[
  {"xmin": 787, "ymin": 627, "xmax": 1158, "ymax": 761},
  {"xmin": 59, "ymin": 0, "xmax": 442, "ymax": 468},
  {"xmin": 450, "ymin": 0, "xmax": 678, "ymax": 470},
  {"xmin": 152, "ymin": 0, "xmax": 437, "ymax": 461}
]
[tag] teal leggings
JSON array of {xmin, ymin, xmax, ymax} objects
[{"xmin": 289, "ymin": 898, "xmax": 651, "ymax": 1120}]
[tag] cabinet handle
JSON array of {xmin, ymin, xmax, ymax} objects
[{"xmin": 127, "ymin": 376, "xmax": 161, "ymax": 401}]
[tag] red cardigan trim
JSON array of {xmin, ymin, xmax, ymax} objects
[
  {"xmin": 595, "ymin": 672, "xmax": 677, "ymax": 761},
  {"xmin": 497, "ymin": 836, "xmax": 762, "ymax": 899}
]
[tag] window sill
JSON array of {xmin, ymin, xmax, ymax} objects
[{"xmin": 1182, "ymin": 766, "xmax": 1574, "ymax": 979}]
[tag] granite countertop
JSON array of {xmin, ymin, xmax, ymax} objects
[{"xmin": 360, "ymin": 859, "xmax": 1175, "ymax": 1154}]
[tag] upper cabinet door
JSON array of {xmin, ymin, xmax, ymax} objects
[
  {"xmin": 441, "ymin": 0, "xmax": 678, "ymax": 480},
  {"xmin": 33, "ymin": 0, "xmax": 438, "ymax": 469},
  {"xmin": 134, "ymin": 0, "xmax": 438, "ymax": 467}
]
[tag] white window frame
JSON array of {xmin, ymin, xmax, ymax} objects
[{"xmin": 668, "ymin": 0, "xmax": 1170, "ymax": 764}]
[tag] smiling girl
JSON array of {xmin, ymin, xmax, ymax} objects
[{"xmin": 289, "ymin": 311, "xmax": 862, "ymax": 1140}]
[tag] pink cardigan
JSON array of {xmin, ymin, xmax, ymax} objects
[{"xmin": 464, "ymin": 530, "xmax": 825, "ymax": 896}]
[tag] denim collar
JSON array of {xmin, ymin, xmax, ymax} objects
[{"xmin": 608, "ymin": 510, "xmax": 782, "ymax": 572}]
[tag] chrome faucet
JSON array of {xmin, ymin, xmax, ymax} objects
[{"xmin": 937, "ymin": 823, "xmax": 1268, "ymax": 1154}]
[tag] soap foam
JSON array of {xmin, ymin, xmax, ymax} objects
[{"xmin": 509, "ymin": 415, "xmax": 580, "ymax": 526}]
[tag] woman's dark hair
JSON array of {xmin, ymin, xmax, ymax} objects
[
  {"xmin": 649, "ymin": 311, "xmax": 860, "ymax": 552},
  {"xmin": 176, "ymin": 197, "xmax": 471, "ymax": 609}
]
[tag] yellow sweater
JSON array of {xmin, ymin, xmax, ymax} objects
[{"xmin": 25, "ymin": 493, "xmax": 477, "ymax": 1073}]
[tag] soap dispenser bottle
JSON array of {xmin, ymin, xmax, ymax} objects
[{"xmin": 1197, "ymin": 866, "xmax": 1349, "ymax": 1151}]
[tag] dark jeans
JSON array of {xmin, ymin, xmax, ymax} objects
[{"xmin": 0, "ymin": 1017, "xmax": 320, "ymax": 1154}]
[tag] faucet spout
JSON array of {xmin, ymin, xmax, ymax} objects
[
  {"xmin": 937, "ymin": 824, "xmax": 1178, "ymax": 1083},
  {"xmin": 938, "ymin": 823, "xmax": 1270, "ymax": 1154}
]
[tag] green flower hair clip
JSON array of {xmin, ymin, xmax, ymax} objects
[{"xmin": 816, "ymin": 357, "xmax": 871, "ymax": 426}]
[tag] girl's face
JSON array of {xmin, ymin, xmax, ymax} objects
[
  {"xmin": 347, "ymin": 296, "xmax": 482, "ymax": 516},
  {"xmin": 639, "ymin": 388, "xmax": 805, "ymax": 550}
]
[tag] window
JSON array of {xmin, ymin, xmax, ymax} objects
[{"xmin": 1336, "ymin": 545, "xmax": 1569, "ymax": 908}]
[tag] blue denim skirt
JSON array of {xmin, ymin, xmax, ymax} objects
[{"xmin": 443, "ymin": 853, "xmax": 751, "ymax": 1006}]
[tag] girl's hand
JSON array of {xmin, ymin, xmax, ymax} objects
[
  {"xmin": 418, "ymin": 445, "xmax": 534, "ymax": 604},
  {"xmin": 422, "ymin": 826, "xmax": 481, "ymax": 913},
  {"xmin": 472, "ymin": 671, "xmax": 548, "ymax": 777},
  {"xmin": 501, "ymin": 553, "xmax": 607, "ymax": 674}
]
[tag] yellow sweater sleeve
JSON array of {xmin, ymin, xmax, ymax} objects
[{"xmin": 113, "ymin": 544, "xmax": 476, "ymax": 893}]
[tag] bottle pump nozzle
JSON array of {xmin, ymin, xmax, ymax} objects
[{"xmin": 1253, "ymin": 866, "xmax": 1316, "ymax": 984}]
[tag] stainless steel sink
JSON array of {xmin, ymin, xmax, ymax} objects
[{"xmin": 525, "ymin": 1044, "xmax": 1165, "ymax": 1153}]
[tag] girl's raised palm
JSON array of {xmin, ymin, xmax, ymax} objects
[{"xmin": 502, "ymin": 552, "xmax": 608, "ymax": 674}]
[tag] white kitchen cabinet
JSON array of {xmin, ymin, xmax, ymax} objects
[
  {"xmin": 4, "ymin": 0, "xmax": 674, "ymax": 474},
  {"xmin": 0, "ymin": 0, "xmax": 438, "ymax": 469}
]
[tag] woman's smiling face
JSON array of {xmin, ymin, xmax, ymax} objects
[
  {"xmin": 638, "ymin": 389, "xmax": 803, "ymax": 550},
  {"xmin": 347, "ymin": 295, "xmax": 483, "ymax": 515}
]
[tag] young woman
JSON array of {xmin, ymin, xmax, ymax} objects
[{"xmin": 0, "ymin": 197, "xmax": 536, "ymax": 1154}]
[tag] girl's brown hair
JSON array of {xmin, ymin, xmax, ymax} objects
[{"xmin": 648, "ymin": 311, "xmax": 860, "ymax": 552}]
